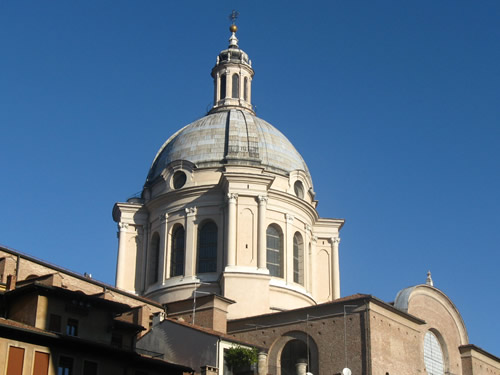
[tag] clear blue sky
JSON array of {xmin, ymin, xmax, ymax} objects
[{"xmin": 1, "ymin": 1, "xmax": 498, "ymax": 355}]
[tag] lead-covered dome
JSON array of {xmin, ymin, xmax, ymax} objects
[
  {"xmin": 146, "ymin": 109, "xmax": 310, "ymax": 185},
  {"xmin": 145, "ymin": 25, "xmax": 311, "ymax": 187}
]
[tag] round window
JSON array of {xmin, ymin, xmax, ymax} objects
[
  {"xmin": 172, "ymin": 171, "xmax": 187, "ymax": 189},
  {"xmin": 423, "ymin": 331, "xmax": 445, "ymax": 375},
  {"xmin": 294, "ymin": 180, "xmax": 304, "ymax": 199}
]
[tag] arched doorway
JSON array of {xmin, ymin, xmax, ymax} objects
[
  {"xmin": 280, "ymin": 339, "xmax": 308, "ymax": 375},
  {"xmin": 267, "ymin": 331, "xmax": 318, "ymax": 375}
]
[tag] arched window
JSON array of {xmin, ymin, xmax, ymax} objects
[
  {"xmin": 244, "ymin": 77, "xmax": 248, "ymax": 101},
  {"xmin": 423, "ymin": 331, "xmax": 446, "ymax": 375},
  {"xmin": 197, "ymin": 221, "xmax": 217, "ymax": 273},
  {"xmin": 148, "ymin": 232, "xmax": 160, "ymax": 285},
  {"xmin": 232, "ymin": 73, "xmax": 239, "ymax": 98},
  {"xmin": 220, "ymin": 74, "xmax": 226, "ymax": 99},
  {"xmin": 293, "ymin": 232, "xmax": 304, "ymax": 285},
  {"xmin": 170, "ymin": 225, "xmax": 185, "ymax": 277},
  {"xmin": 266, "ymin": 225, "xmax": 283, "ymax": 277}
]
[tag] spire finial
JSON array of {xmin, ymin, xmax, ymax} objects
[
  {"xmin": 229, "ymin": 10, "xmax": 239, "ymax": 34},
  {"xmin": 229, "ymin": 10, "xmax": 239, "ymax": 25},
  {"xmin": 227, "ymin": 10, "xmax": 239, "ymax": 48},
  {"xmin": 426, "ymin": 270, "xmax": 434, "ymax": 286}
]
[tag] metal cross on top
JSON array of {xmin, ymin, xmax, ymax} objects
[{"xmin": 229, "ymin": 10, "xmax": 239, "ymax": 25}]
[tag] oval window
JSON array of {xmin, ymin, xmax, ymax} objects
[
  {"xmin": 172, "ymin": 171, "xmax": 187, "ymax": 189},
  {"xmin": 294, "ymin": 180, "xmax": 304, "ymax": 199}
]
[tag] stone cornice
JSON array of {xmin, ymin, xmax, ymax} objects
[
  {"xmin": 459, "ymin": 344, "xmax": 500, "ymax": 363},
  {"xmin": 219, "ymin": 170, "xmax": 275, "ymax": 191},
  {"xmin": 266, "ymin": 190, "xmax": 319, "ymax": 223},
  {"xmin": 112, "ymin": 202, "xmax": 148, "ymax": 224},
  {"xmin": 144, "ymin": 184, "xmax": 223, "ymax": 211}
]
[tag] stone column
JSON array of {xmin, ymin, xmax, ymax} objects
[
  {"xmin": 258, "ymin": 351, "xmax": 268, "ymax": 375},
  {"xmin": 331, "ymin": 236, "xmax": 341, "ymax": 299},
  {"xmin": 159, "ymin": 212, "xmax": 168, "ymax": 281},
  {"xmin": 184, "ymin": 207, "xmax": 197, "ymax": 278},
  {"xmin": 115, "ymin": 222, "xmax": 129, "ymax": 289},
  {"xmin": 226, "ymin": 193, "xmax": 238, "ymax": 267},
  {"xmin": 295, "ymin": 359, "xmax": 307, "ymax": 375},
  {"xmin": 257, "ymin": 195, "xmax": 268, "ymax": 270},
  {"xmin": 285, "ymin": 214, "xmax": 294, "ymax": 281}
]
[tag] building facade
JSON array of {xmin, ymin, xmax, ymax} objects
[{"xmin": 0, "ymin": 245, "xmax": 193, "ymax": 375}]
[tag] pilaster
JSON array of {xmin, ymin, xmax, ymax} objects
[
  {"xmin": 285, "ymin": 213, "xmax": 294, "ymax": 281},
  {"xmin": 184, "ymin": 207, "xmax": 197, "ymax": 277},
  {"xmin": 310, "ymin": 235, "xmax": 317, "ymax": 297},
  {"xmin": 140, "ymin": 223, "xmax": 149, "ymax": 293},
  {"xmin": 159, "ymin": 212, "xmax": 168, "ymax": 281},
  {"xmin": 257, "ymin": 195, "xmax": 268, "ymax": 270},
  {"xmin": 304, "ymin": 224, "xmax": 311, "ymax": 291},
  {"xmin": 226, "ymin": 193, "xmax": 238, "ymax": 268}
]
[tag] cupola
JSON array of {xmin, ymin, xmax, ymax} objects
[{"xmin": 209, "ymin": 23, "xmax": 255, "ymax": 114}]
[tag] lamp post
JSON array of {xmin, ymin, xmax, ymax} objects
[{"xmin": 306, "ymin": 314, "xmax": 320, "ymax": 374}]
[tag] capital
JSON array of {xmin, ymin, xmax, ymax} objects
[
  {"xmin": 330, "ymin": 237, "xmax": 341, "ymax": 245},
  {"xmin": 257, "ymin": 195, "xmax": 268, "ymax": 204},
  {"xmin": 159, "ymin": 212, "xmax": 168, "ymax": 223},
  {"xmin": 227, "ymin": 193, "xmax": 238, "ymax": 203},
  {"xmin": 285, "ymin": 213, "xmax": 294, "ymax": 223},
  {"xmin": 304, "ymin": 224, "xmax": 312, "ymax": 233},
  {"xmin": 185, "ymin": 207, "xmax": 197, "ymax": 217},
  {"xmin": 118, "ymin": 222, "xmax": 129, "ymax": 231},
  {"xmin": 312, "ymin": 236, "xmax": 318, "ymax": 243}
]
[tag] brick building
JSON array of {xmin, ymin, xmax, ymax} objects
[{"xmin": 0, "ymin": 245, "xmax": 193, "ymax": 375}]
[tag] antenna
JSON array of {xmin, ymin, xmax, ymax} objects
[{"xmin": 192, "ymin": 281, "xmax": 211, "ymax": 325}]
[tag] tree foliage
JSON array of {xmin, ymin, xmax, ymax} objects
[{"xmin": 225, "ymin": 345, "xmax": 258, "ymax": 370}]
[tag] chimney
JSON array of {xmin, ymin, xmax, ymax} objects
[
  {"xmin": 6, "ymin": 274, "xmax": 16, "ymax": 290},
  {"xmin": 201, "ymin": 365, "xmax": 218, "ymax": 375},
  {"xmin": 165, "ymin": 294, "xmax": 235, "ymax": 334}
]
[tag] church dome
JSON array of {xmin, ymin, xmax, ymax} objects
[
  {"xmin": 113, "ymin": 20, "xmax": 345, "ymax": 318},
  {"xmin": 146, "ymin": 109, "xmax": 311, "ymax": 185}
]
